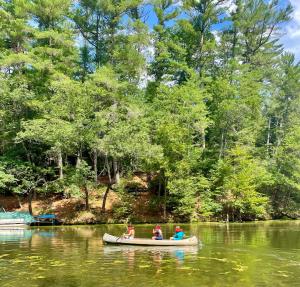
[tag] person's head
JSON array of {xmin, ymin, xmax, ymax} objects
[
  {"xmin": 175, "ymin": 226, "xmax": 181, "ymax": 233},
  {"xmin": 155, "ymin": 225, "xmax": 161, "ymax": 230},
  {"xmin": 128, "ymin": 223, "xmax": 134, "ymax": 229}
]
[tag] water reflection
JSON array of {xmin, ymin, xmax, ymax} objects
[
  {"xmin": 0, "ymin": 222, "xmax": 299, "ymax": 287},
  {"xmin": 0, "ymin": 227, "xmax": 33, "ymax": 242},
  {"xmin": 103, "ymin": 244, "xmax": 199, "ymax": 266},
  {"xmin": 0, "ymin": 227, "xmax": 60, "ymax": 245}
]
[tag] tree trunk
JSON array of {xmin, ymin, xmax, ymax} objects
[
  {"xmin": 202, "ymin": 127, "xmax": 206, "ymax": 149},
  {"xmin": 76, "ymin": 149, "xmax": 82, "ymax": 168},
  {"xmin": 95, "ymin": 13, "xmax": 101, "ymax": 67},
  {"xmin": 113, "ymin": 158, "xmax": 120, "ymax": 185},
  {"xmin": 84, "ymin": 185, "xmax": 89, "ymax": 210},
  {"xmin": 195, "ymin": 195, "xmax": 200, "ymax": 219},
  {"xmin": 14, "ymin": 194, "xmax": 22, "ymax": 208},
  {"xmin": 163, "ymin": 175, "xmax": 167, "ymax": 222},
  {"xmin": 158, "ymin": 179, "xmax": 161, "ymax": 197},
  {"xmin": 274, "ymin": 119, "xmax": 283, "ymax": 155},
  {"xmin": 163, "ymin": 186, "xmax": 167, "ymax": 222},
  {"xmin": 158, "ymin": 173, "xmax": 161, "ymax": 197},
  {"xmin": 58, "ymin": 149, "xmax": 63, "ymax": 179},
  {"xmin": 198, "ymin": 32, "xmax": 204, "ymax": 77},
  {"xmin": 219, "ymin": 131, "xmax": 225, "ymax": 159},
  {"xmin": 102, "ymin": 155, "xmax": 113, "ymax": 212},
  {"xmin": 93, "ymin": 149, "xmax": 98, "ymax": 184},
  {"xmin": 266, "ymin": 117, "xmax": 271, "ymax": 153},
  {"xmin": 232, "ymin": 26, "xmax": 237, "ymax": 59},
  {"xmin": 105, "ymin": 155, "xmax": 112, "ymax": 184},
  {"xmin": 101, "ymin": 185, "xmax": 110, "ymax": 212},
  {"xmin": 28, "ymin": 189, "xmax": 34, "ymax": 215}
]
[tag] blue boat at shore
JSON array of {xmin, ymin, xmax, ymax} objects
[
  {"xmin": 30, "ymin": 214, "xmax": 61, "ymax": 226},
  {"xmin": 0, "ymin": 209, "xmax": 60, "ymax": 227}
]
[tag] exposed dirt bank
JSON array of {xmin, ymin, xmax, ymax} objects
[{"xmin": 0, "ymin": 189, "xmax": 166, "ymax": 224}]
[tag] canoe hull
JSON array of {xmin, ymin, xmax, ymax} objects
[
  {"xmin": 0, "ymin": 224, "xmax": 27, "ymax": 228},
  {"xmin": 102, "ymin": 233, "xmax": 199, "ymax": 246},
  {"xmin": 0, "ymin": 219, "xmax": 27, "ymax": 228}
]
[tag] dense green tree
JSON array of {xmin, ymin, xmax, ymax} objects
[
  {"xmin": 72, "ymin": 0, "xmax": 143, "ymax": 69},
  {"xmin": 0, "ymin": 158, "xmax": 50, "ymax": 214},
  {"xmin": 0, "ymin": 164, "xmax": 15, "ymax": 189},
  {"xmin": 223, "ymin": 0, "xmax": 293, "ymax": 65},
  {"xmin": 149, "ymin": 0, "xmax": 190, "ymax": 87},
  {"xmin": 212, "ymin": 145, "xmax": 270, "ymax": 221},
  {"xmin": 177, "ymin": 0, "xmax": 227, "ymax": 76},
  {"xmin": 148, "ymin": 77, "xmax": 209, "ymax": 220},
  {"xmin": 0, "ymin": 0, "xmax": 32, "ymax": 72},
  {"xmin": 261, "ymin": 54, "xmax": 300, "ymax": 218},
  {"xmin": 0, "ymin": 0, "xmax": 299, "ymax": 221}
]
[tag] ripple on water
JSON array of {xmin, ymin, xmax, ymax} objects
[{"xmin": 0, "ymin": 223, "xmax": 299, "ymax": 287}]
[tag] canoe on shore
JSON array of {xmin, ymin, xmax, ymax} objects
[
  {"xmin": 102, "ymin": 233, "xmax": 199, "ymax": 246},
  {"xmin": 0, "ymin": 218, "xmax": 27, "ymax": 228}
]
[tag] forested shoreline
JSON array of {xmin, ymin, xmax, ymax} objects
[{"xmin": 0, "ymin": 0, "xmax": 299, "ymax": 222}]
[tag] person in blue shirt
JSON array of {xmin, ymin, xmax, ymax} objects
[{"xmin": 170, "ymin": 226, "xmax": 185, "ymax": 240}]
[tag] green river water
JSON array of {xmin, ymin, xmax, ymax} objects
[{"xmin": 0, "ymin": 221, "xmax": 299, "ymax": 287}]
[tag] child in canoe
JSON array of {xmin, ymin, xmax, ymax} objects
[
  {"xmin": 152, "ymin": 225, "xmax": 163, "ymax": 240},
  {"xmin": 170, "ymin": 226, "xmax": 185, "ymax": 240},
  {"xmin": 123, "ymin": 223, "xmax": 135, "ymax": 239}
]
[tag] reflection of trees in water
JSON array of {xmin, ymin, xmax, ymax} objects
[
  {"xmin": 15, "ymin": 226, "xmax": 103, "ymax": 257},
  {"xmin": 0, "ymin": 228, "xmax": 33, "ymax": 242},
  {"xmin": 199, "ymin": 223, "xmax": 271, "ymax": 246},
  {"xmin": 1, "ymin": 223, "xmax": 299, "ymax": 287},
  {"xmin": 104, "ymin": 245, "xmax": 199, "ymax": 271},
  {"xmin": 6, "ymin": 222, "xmax": 299, "ymax": 254},
  {"xmin": 191, "ymin": 221, "xmax": 300, "ymax": 287},
  {"xmin": 265, "ymin": 221, "xmax": 300, "ymax": 249},
  {"xmin": 198, "ymin": 221, "xmax": 300, "ymax": 250}
]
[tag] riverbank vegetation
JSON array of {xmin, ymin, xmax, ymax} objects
[{"xmin": 0, "ymin": 0, "xmax": 299, "ymax": 223}]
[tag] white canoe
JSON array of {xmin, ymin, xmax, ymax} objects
[{"xmin": 102, "ymin": 233, "xmax": 199, "ymax": 246}]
